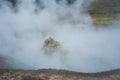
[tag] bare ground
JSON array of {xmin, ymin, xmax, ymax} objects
[{"xmin": 0, "ymin": 69, "xmax": 120, "ymax": 80}]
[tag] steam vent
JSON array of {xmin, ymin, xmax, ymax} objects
[{"xmin": 0, "ymin": 0, "xmax": 120, "ymax": 80}]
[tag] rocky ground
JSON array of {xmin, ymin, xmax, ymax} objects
[
  {"xmin": 0, "ymin": 69, "xmax": 120, "ymax": 80},
  {"xmin": 88, "ymin": 0, "xmax": 120, "ymax": 26}
]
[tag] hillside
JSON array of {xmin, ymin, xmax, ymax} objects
[{"xmin": 88, "ymin": 0, "xmax": 120, "ymax": 25}]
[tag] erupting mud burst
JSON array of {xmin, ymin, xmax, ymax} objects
[
  {"xmin": 43, "ymin": 37, "xmax": 67, "ymax": 54},
  {"xmin": 43, "ymin": 37, "xmax": 61, "ymax": 54},
  {"xmin": 42, "ymin": 37, "xmax": 68, "ymax": 64}
]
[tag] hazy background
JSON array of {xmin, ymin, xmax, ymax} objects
[{"xmin": 0, "ymin": 0, "xmax": 120, "ymax": 72}]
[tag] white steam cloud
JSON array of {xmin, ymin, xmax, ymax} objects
[{"xmin": 0, "ymin": 0, "xmax": 120, "ymax": 72}]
